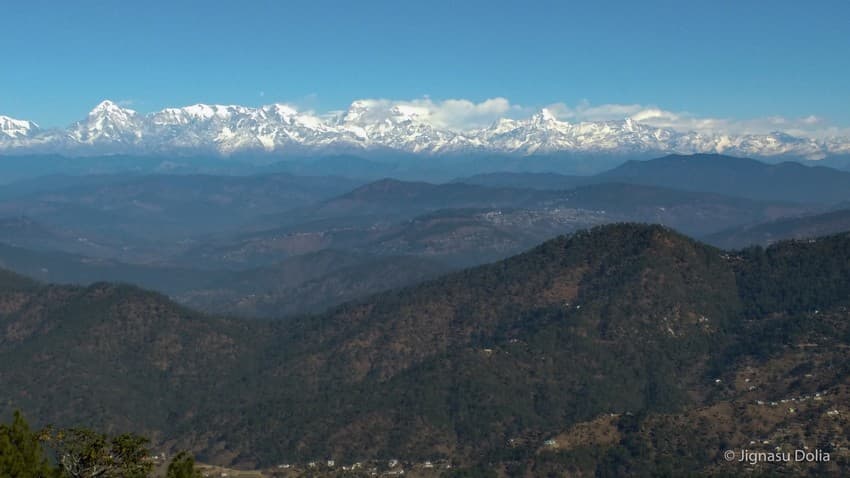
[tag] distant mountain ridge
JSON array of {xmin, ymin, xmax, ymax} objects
[
  {"xmin": 460, "ymin": 154, "xmax": 850, "ymax": 204},
  {"xmin": 2, "ymin": 100, "xmax": 848, "ymax": 160},
  {"xmin": 250, "ymin": 177, "xmax": 806, "ymax": 238},
  {"xmin": 599, "ymin": 154, "xmax": 850, "ymax": 203},
  {"xmin": 705, "ymin": 208, "xmax": 850, "ymax": 249}
]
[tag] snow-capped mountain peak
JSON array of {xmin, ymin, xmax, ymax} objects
[
  {"xmin": 0, "ymin": 115, "xmax": 39, "ymax": 139},
  {"xmin": 70, "ymin": 100, "xmax": 141, "ymax": 144},
  {"xmin": 1, "ymin": 100, "xmax": 848, "ymax": 160},
  {"xmin": 89, "ymin": 99, "xmax": 132, "ymax": 114},
  {"xmin": 340, "ymin": 100, "xmax": 373, "ymax": 124}
]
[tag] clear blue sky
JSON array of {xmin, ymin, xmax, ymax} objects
[{"xmin": 1, "ymin": 0, "xmax": 848, "ymax": 127}]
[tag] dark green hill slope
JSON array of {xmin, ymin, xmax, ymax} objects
[
  {"xmin": 2, "ymin": 224, "xmax": 850, "ymax": 474},
  {"xmin": 0, "ymin": 281, "xmax": 272, "ymax": 438}
]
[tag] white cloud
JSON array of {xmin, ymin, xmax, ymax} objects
[
  {"xmin": 341, "ymin": 97, "xmax": 521, "ymax": 130},
  {"xmin": 544, "ymin": 101, "xmax": 645, "ymax": 122},
  {"xmin": 427, "ymin": 97, "xmax": 517, "ymax": 129}
]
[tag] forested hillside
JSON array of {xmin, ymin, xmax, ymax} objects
[{"xmin": 2, "ymin": 224, "xmax": 850, "ymax": 475}]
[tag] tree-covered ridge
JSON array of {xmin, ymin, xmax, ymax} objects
[
  {"xmin": 1, "ymin": 223, "xmax": 850, "ymax": 475},
  {"xmin": 0, "ymin": 281, "xmax": 273, "ymax": 437},
  {"xmin": 532, "ymin": 303, "xmax": 850, "ymax": 477}
]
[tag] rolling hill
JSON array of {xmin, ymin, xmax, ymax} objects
[
  {"xmin": 198, "ymin": 180, "xmax": 808, "ymax": 270},
  {"xmin": 459, "ymin": 153, "xmax": 850, "ymax": 206},
  {"xmin": 598, "ymin": 153, "xmax": 850, "ymax": 204},
  {"xmin": 0, "ymin": 172, "xmax": 365, "ymax": 255},
  {"xmin": 3, "ymin": 224, "xmax": 850, "ymax": 475},
  {"xmin": 451, "ymin": 171, "xmax": 592, "ymax": 190},
  {"xmin": 0, "ymin": 241, "xmax": 452, "ymax": 320},
  {"xmin": 255, "ymin": 178, "xmax": 557, "ymax": 229},
  {"xmin": 704, "ymin": 208, "xmax": 850, "ymax": 249},
  {"xmin": 175, "ymin": 250, "xmax": 452, "ymax": 318}
]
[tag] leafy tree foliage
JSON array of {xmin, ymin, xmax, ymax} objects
[
  {"xmin": 0, "ymin": 410, "xmax": 54, "ymax": 478},
  {"xmin": 47, "ymin": 428, "xmax": 151, "ymax": 478},
  {"xmin": 166, "ymin": 451, "xmax": 202, "ymax": 478},
  {"xmin": 1, "ymin": 412, "xmax": 156, "ymax": 478}
]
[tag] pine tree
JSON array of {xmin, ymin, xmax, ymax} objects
[{"xmin": 0, "ymin": 410, "xmax": 55, "ymax": 478}]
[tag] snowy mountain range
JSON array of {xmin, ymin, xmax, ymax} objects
[{"xmin": 2, "ymin": 100, "xmax": 848, "ymax": 160}]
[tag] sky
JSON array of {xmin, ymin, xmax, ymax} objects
[{"xmin": 1, "ymin": 0, "xmax": 848, "ymax": 134}]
